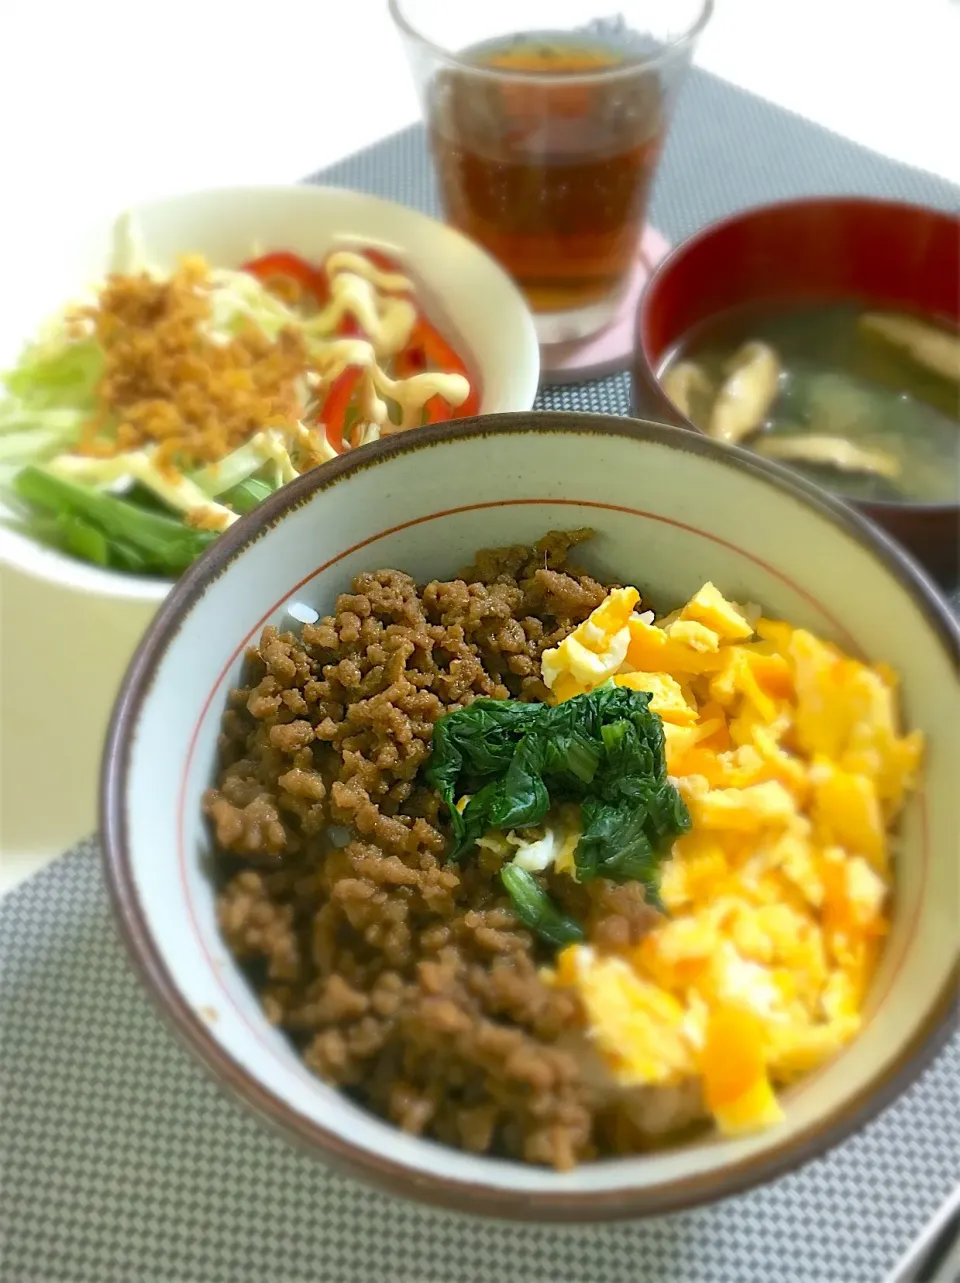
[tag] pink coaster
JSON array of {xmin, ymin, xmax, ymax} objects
[{"xmin": 539, "ymin": 226, "xmax": 671, "ymax": 385}]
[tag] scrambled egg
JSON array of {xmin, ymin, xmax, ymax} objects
[
  {"xmin": 476, "ymin": 803, "xmax": 582, "ymax": 878},
  {"xmin": 541, "ymin": 582, "xmax": 923, "ymax": 1137}
]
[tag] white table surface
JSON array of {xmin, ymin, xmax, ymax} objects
[{"xmin": 1, "ymin": 0, "xmax": 958, "ymax": 898}]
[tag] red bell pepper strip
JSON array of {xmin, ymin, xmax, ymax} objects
[
  {"xmin": 359, "ymin": 247, "xmax": 406, "ymax": 276},
  {"xmin": 410, "ymin": 316, "xmax": 468, "ymax": 375},
  {"xmin": 423, "ymin": 397, "xmax": 453, "ymax": 425},
  {"xmin": 401, "ymin": 316, "xmax": 480, "ymax": 421},
  {"xmin": 242, "ymin": 251, "xmax": 329, "ymax": 306},
  {"xmin": 336, "ymin": 314, "xmax": 362, "ymax": 338},
  {"xmin": 320, "ymin": 366, "xmax": 363, "ymax": 453},
  {"xmin": 393, "ymin": 343, "xmax": 426, "ymax": 379}
]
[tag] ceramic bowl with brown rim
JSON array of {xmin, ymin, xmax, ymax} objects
[
  {"xmin": 100, "ymin": 411, "xmax": 959, "ymax": 1221},
  {"xmin": 632, "ymin": 198, "xmax": 960, "ymax": 583}
]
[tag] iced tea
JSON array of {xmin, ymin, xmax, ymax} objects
[{"xmin": 428, "ymin": 34, "xmax": 666, "ymax": 319}]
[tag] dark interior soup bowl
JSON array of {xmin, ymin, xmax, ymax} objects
[{"xmin": 633, "ymin": 198, "xmax": 960, "ymax": 582}]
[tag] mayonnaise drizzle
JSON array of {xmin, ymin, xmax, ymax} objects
[
  {"xmin": 312, "ymin": 340, "xmax": 469, "ymax": 432},
  {"xmin": 287, "ymin": 420, "xmax": 338, "ymax": 466},
  {"xmin": 306, "ymin": 272, "xmax": 417, "ymax": 358},
  {"xmin": 250, "ymin": 430, "xmax": 301, "ymax": 483},
  {"xmin": 370, "ymin": 366, "xmax": 470, "ymax": 430},
  {"xmin": 48, "ymin": 450, "xmax": 238, "ymax": 530},
  {"xmin": 323, "ymin": 250, "xmax": 413, "ymax": 296}
]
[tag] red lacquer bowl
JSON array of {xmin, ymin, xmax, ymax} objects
[{"xmin": 632, "ymin": 198, "xmax": 960, "ymax": 582}]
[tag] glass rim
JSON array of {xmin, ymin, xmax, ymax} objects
[{"xmin": 387, "ymin": 0, "xmax": 714, "ymax": 82}]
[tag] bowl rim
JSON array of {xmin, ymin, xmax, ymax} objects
[
  {"xmin": 0, "ymin": 182, "xmax": 540, "ymax": 605},
  {"xmin": 633, "ymin": 194, "xmax": 960, "ymax": 519},
  {"xmin": 100, "ymin": 410, "xmax": 960, "ymax": 1221}
]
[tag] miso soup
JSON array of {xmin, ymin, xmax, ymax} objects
[{"xmin": 659, "ymin": 301, "xmax": 960, "ymax": 504}]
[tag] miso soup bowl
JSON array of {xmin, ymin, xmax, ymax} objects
[
  {"xmin": 101, "ymin": 412, "xmax": 959, "ymax": 1221},
  {"xmin": 632, "ymin": 198, "xmax": 960, "ymax": 583}
]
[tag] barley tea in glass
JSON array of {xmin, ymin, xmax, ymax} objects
[{"xmin": 390, "ymin": 0, "xmax": 712, "ymax": 344}]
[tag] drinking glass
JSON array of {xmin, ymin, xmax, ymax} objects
[{"xmin": 390, "ymin": 0, "xmax": 712, "ymax": 345}]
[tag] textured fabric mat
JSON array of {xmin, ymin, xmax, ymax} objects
[{"xmin": 3, "ymin": 69, "xmax": 960, "ymax": 1283}]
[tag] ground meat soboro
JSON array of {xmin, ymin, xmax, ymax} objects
[{"xmin": 205, "ymin": 530, "xmax": 658, "ymax": 1169}]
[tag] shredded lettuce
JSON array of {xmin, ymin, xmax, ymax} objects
[
  {"xmin": 109, "ymin": 209, "xmax": 156, "ymax": 276},
  {"xmin": 0, "ymin": 405, "xmax": 88, "ymax": 436},
  {"xmin": 0, "ymin": 331, "xmax": 101, "ymax": 492},
  {"xmin": 0, "ymin": 425, "xmax": 79, "ymax": 464},
  {"xmin": 3, "ymin": 335, "xmax": 102, "ymax": 413},
  {"xmin": 206, "ymin": 268, "xmax": 300, "ymax": 343},
  {"xmin": 190, "ymin": 439, "xmax": 272, "ymax": 497}
]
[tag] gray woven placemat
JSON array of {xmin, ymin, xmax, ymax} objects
[{"xmin": 2, "ymin": 69, "xmax": 959, "ymax": 1283}]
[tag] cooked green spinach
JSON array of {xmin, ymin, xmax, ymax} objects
[
  {"xmin": 425, "ymin": 683, "xmax": 690, "ymax": 912},
  {"xmin": 499, "ymin": 865, "xmax": 585, "ymax": 948}
]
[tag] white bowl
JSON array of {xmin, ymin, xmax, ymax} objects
[
  {"xmin": 0, "ymin": 185, "xmax": 539, "ymax": 604},
  {"xmin": 101, "ymin": 412, "xmax": 959, "ymax": 1220}
]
